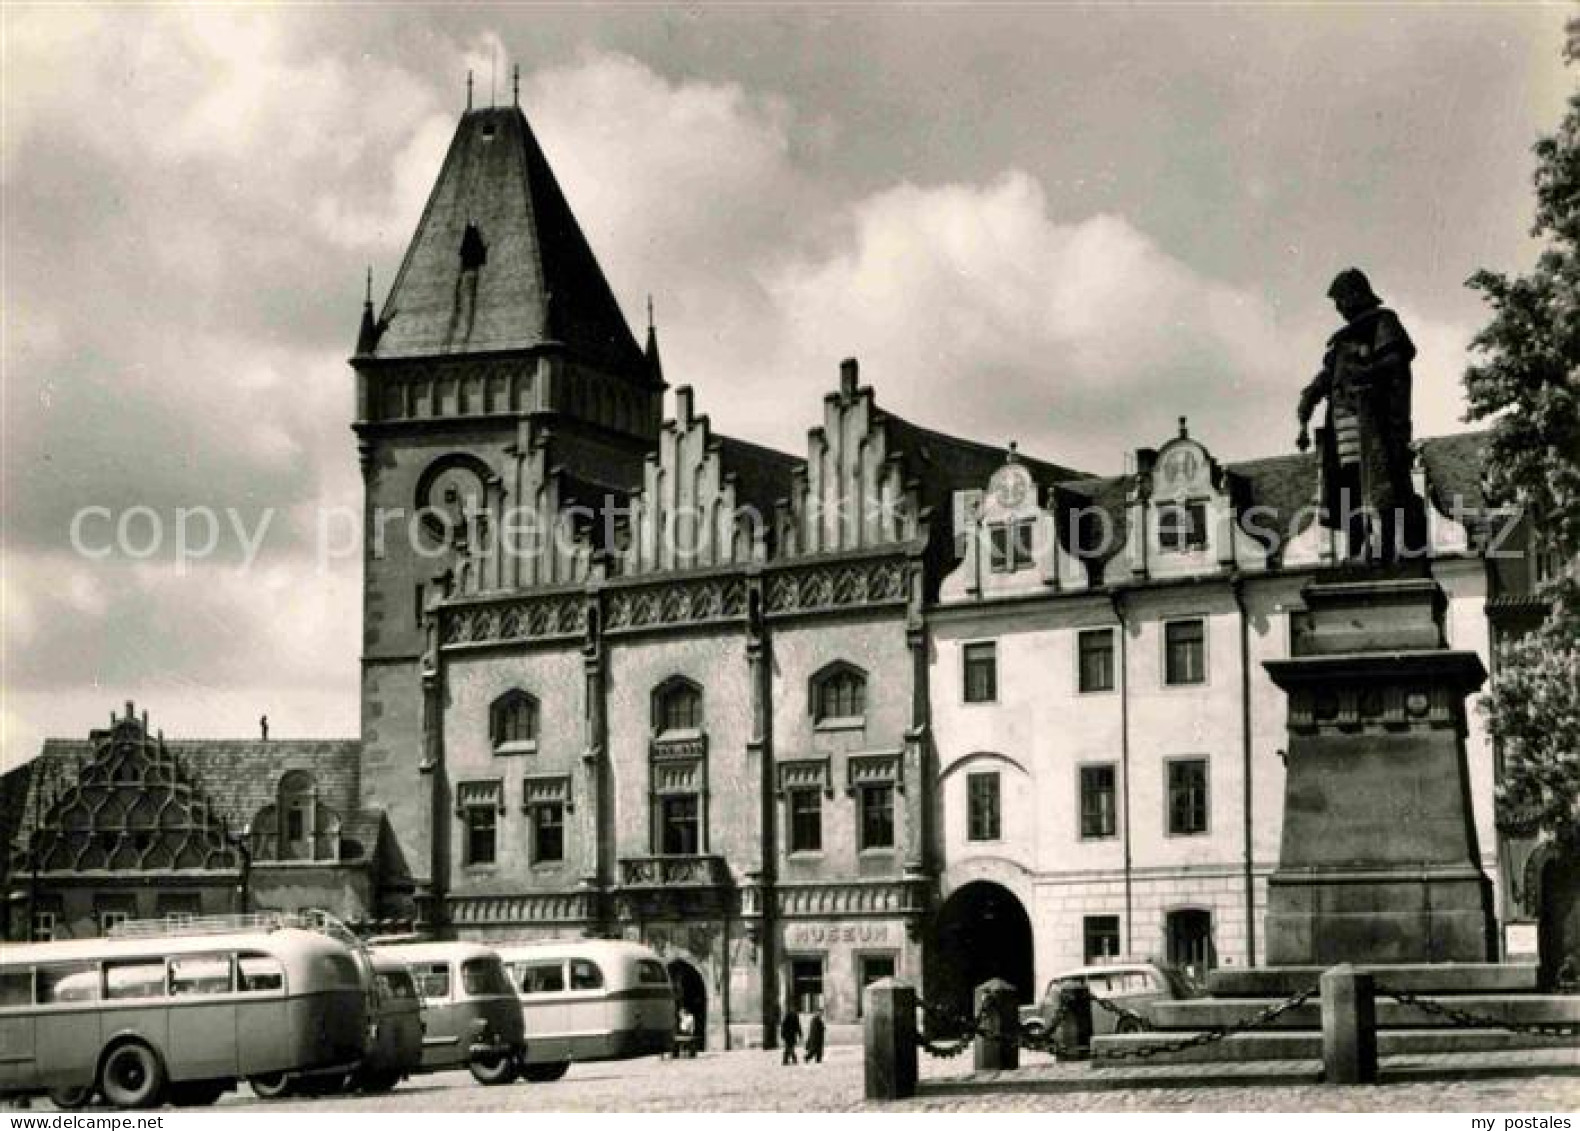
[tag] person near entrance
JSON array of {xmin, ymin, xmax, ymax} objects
[
  {"xmin": 803, "ymin": 1011, "xmax": 825, "ymax": 1064},
  {"xmin": 779, "ymin": 1006, "xmax": 802, "ymax": 1064},
  {"xmin": 674, "ymin": 1006, "xmax": 698, "ymax": 1058}
]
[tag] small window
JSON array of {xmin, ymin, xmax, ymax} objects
[
  {"xmin": 966, "ymin": 772, "xmax": 1001, "ymax": 842},
  {"xmin": 491, "ymin": 691, "xmax": 538, "ymax": 751},
  {"xmin": 660, "ymin": 794, "xmax": 700, "ymax": 855},
  {"xmin": 377, "ymin": 970, "xmax": 418, "ymax": 1001},
  {"xmin": 170, "ymin": 954, "xmax": 232, "ymax": 996},
  {"xmin": 1164, "ymin": 619, "xmax": 1206, "ymax": 686},
  {"xmin": 237, "ymin": 953, "xmax": 286, "ymax": 993},
  {"xmin": 530, "ymin": 801, "xmax": 565, "ymax": 863},
  {"xmin": 38, "ymin": 963, "xmax": 100, "ymax": 1004},
  {"xmin": 95, "ymin": 896, "xmax": 136, "ymax": 937},
  {"xmin": 1158, "ymin": 501, "xmax": 1208, "ymax": 552},
  {"xmin": 789, "ymin": 958, "xmax": 824, "ymax": 1013},
  {"xmin": 989, "ymin": 520, "xmax": 1036, "ymax": 573},
  {"xmin": 0, "ymin": 970, "xmax": 34, "ymax": 1007},
  {"xmin": 462, "ymin": 958, "xmax": 512, "ymax": 997},
  {"xmin": 515, "ymin": 962, "xmax": 565, "ymax": 994},
  {"xmin": 857, "ymin": 955, "xmax": 897, "ymax": 1017},
  {"xmin": 155, "ymin": 893, "xmax": 201, "ymax": 922},
  {"xmin": 569, "ymin": 959, "xmax": 604, "ymax": 991},
  {"xmin": 285, "ymin": 806, "xmax": 306, "ymax": 842},
  {"xmin": 859, "ymin": 784, "xmax": 895, "ymax": 850},
  {"xmin": 788, "ymin": 788, "xmax": 823, "ymax": 854},
  {"xmin": 1078, "ymin": 628, "xmax": 1115, "ymax": 693},
  {"xmin": 412, "ymin": 962, "xmax": 452, "ymax": 1000},
  {"xmin": 636, "ymin": 960, "xmax": 670, "ymax": 986},
  {"xmin": 1083, "ymin": 916, "xmax": 1121, "ymax": 964},
  {"xmin": 1080, "ymin": 764, "xmax": 1117, "ymax": 839},
  {"xmin": 30, "ymin": 909, "xmax": 57, "ymax": 942},
  {"xmin": 656, "ymin": 681, "xmax": 702, "ymax": 734},
  {"xmin": 1167, "ymin": 759, "xmax": 1209, "ymax": 836},
  {"xmin": 464, "ymin": 804, "xmax": 497, "ymax": 865},
  {"xmin": 105, "ymin": 960, "xmax": 166, "ymax": 1001},
  {"xmin": 814, "ymin": 667, "xmax": 866, "ymax": 723},
  {"xmin": 963, "ymin": 642, "xmax": 997, "ymax": 703}
]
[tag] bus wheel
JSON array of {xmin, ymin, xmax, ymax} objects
[
  {"xmin": 169, "ymin": 1082, "xmax": 226, "ymax": 1107},
  {"xmin": 468, "ymin": 1052, "xmax": 518, "ymax": 1086},
  {"xmin": 521, "ymin": 1062, "xmax": 569, "ymax": 1083},
  {"xmin": 48, "ymin": 1086, "xmax": 92, "ymax": 1110},
  {"xmin": 98, "ymin": 1042, "xmax": 166, "ymax": 1110},
  {"xmin": 247, "ymin": 1073, "xmax": 295, "ymax": 1100}
]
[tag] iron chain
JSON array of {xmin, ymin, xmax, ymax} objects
[
  {"xmin": 1377, "ymin": 986, "xmax": 1580, "ymax": 1038},
  {"xmin": 1092, "ymin": 984, "xmax": 1320, "ymax": 1063}
]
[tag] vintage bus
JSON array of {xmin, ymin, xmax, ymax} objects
[
  {"xmin": 493, "ymin": 940, "xmax": 675, "ymax": 1081},
  {"xmin": 0, "ymin": 928, "xmax": 367, "ymax": 1109},
  {"xmin": 368, "ymin": 942, "xmax": 524, "ymax": 1085},
  {"xmin": 354, "ymin": 953, "xmax": 425, "ymax": 1093}
]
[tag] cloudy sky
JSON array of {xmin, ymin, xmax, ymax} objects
[{"xmin": 1, "ymin": 4, "xmax": 1571, "ymax": 763}]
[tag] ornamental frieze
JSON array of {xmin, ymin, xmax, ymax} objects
[
  {"xmin": 440, "ymin": 594, "xmax": 586, "ymax": 649},
  {"xmin": 603, "ymin": 576, "xmax": 748, "ymax": 633},
  {"xmin": 763, "ymin": 558, "xmax": 909, "ymax": 616},
  {"xmin": 446, "ymin": 891, "xmax": 600, "ymax": 926},
  {"xmin": 776, "ymin": 879, "xmax": 928, "ymax": 918}
]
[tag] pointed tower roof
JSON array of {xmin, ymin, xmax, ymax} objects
[{"xmin": 364, "ymin": 106, "xmax": 654, "ymax": 384}]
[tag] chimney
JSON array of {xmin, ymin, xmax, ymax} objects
[{"xmin": 675, "ymin": 386, "xmax": 694, "ymax": 428}]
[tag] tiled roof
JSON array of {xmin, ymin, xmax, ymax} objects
[
  {"xmin": 363, "ymin": 107, "xmax": 652, "ymax": 385},
  {"xmin": 715, "ymin": 434, "xmax": 804, "ymax": 519},
  {"xmin": 14, "ymin": 736, "xmax": 367, "ymax": 847}
]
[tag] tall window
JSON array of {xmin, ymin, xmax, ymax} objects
[
  {"xmin": 1083, "ymin": 915, "xmax": 1121, "ymax": 964},
  {"xmin": 788, "ymin": 788, "xmax": 822, "ymax": 853},
  {"xmin": 966, "ymin": 772, "xmax": 1001, "ymax": 841},
  {"xmin": 464, "ymin": 804, "xmax": 497, "ymax": 865},
  {"xmin": 789, "ymin": 958, "xmax": 825, "ymax": 1013},
  {"xmin": 989, "ymin": 520, "xmax": 1035, "ymax": 573},
  {"xmin": 859, "ymin": 784, "xmax": 895, "ymax": 850},
  {"xmin": 660, "ymin": 795, "xmax": 700, "ymax": 855},
  {"xmin": 1166, "ymin": 909, "xmax": 1216, "ymax": 977},
  {"xmin": 1080, "ymin": 764, "xmax": 1117, "ymax": 839},
  {"xmin": 656, "ymin": 681, "xmax": 702, "ymax": 734},
  {"xmin": 1158, "ymin": 501, "xmax": 1208, "ymax": 552},
  {"xmin": 530, "ymin": 801, "xmax": 564, "ymax": 863},
  {"xmin": 963, "ymin": 642, "xmax": 997, "ymax": 703},
  {"xmin": 490, "ymin": 690, "xmax": 538, "ymax": 750},
  {"xmin": 813, "ymin": 665, "xmax": 866, "ymax": 723},
  {"xmin": 1164, "ymin": 619, "xmax": 1206, "ymax": 686},
  {"xmin": 1167, "ymin": 758, "xmax": 1209, "ymax": 836},
  {"xmin": 1078, "ymin": 628, "xmax": 1115, "ymax": 693}
]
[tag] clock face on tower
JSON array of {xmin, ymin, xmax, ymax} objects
[{"xmin": 417, "ymin": 459, "xmax": 488, "ymax": 548}]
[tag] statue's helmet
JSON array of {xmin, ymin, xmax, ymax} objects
[{"xmin": 1327, "ymin": 268, "xmax": 1382, "ymax": 311}]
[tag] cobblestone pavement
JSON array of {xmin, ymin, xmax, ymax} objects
[{"xmin": 183, "ymin": 1046, "xmax": 1579, "ymax": 1113}]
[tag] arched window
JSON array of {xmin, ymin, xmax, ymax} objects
[
  {"xmin": 490, "ymin": 690, "xmax": 538, "ymax": 752},
  {"xmin": 811, "ymin": 662, "xmax": 867, "ymax": 725},
  {"xmin": 270, "ymin": 769, "xmax": 340, "ymax": 863},
  {"xmin": 654, "ymin": 679, "xmax": 702, "ymax": 735}
]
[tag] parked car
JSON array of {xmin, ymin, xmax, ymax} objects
[{"xmin": 1019, "ymin": 960, "xmax": 1200, "ymax": 1036}]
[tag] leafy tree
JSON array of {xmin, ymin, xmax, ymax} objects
[{"xmin": 1466, "ymin": 21, "xmax": 1580, "ymax": 851}]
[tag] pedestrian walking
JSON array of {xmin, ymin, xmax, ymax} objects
[
  {"xmin": 779, "ymin": 1006, "xmax": 802, "ymax": 1065},
  {"xmin": 803, "ymin": 1011, "xmax": 825, "ymax": 1064}
]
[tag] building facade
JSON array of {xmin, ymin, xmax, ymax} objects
[{"xmin": 10, "ymin": 95, "xmax": 1572, "ymax": 1043}]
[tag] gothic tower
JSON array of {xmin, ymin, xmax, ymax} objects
[{"xmin": 350, "ymin": 102, "xmax": 664, "ymax": 915}]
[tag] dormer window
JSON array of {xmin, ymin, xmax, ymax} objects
[
  {"xmin": 989, "ymin": 521, "xmax": 1036, "ymax": 573},
  {"xmin": 1158, "ymin": 502, "xmax": 1208, "ymax": 553}
]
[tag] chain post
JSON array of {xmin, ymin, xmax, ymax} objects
[{"xmin": 972, "ymin": 979, "xmax": 1020, "ymax": 1071}]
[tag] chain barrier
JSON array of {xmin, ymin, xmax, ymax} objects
[
  {"xmin": 1377, "ymin": 986, "xmax": 1580, "ymax": 1038},
  {"xmin": 1090, "ymin": 984, "xmax": 1320, "ymax": 1063}
]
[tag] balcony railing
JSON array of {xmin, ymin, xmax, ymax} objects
[{"xmin": 618, "ymin": 855, "xmax": 730, "ymax": 888}]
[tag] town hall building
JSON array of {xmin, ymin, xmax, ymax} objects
[{"xmin": 8, "ymin": 92, "xmax": 1573, "ymax": 1049}]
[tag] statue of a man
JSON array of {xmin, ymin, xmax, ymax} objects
[{"xmin": 1297, "ymin": 268, "xmax": 1421, "ymax": 561}]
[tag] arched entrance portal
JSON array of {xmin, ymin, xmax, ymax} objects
[
  {"xmin": 667, "ymin": 959, "xmax": 707, "ymax": 1051},
  {"xmin": 925, "ymin": 881, "xmax": 1034, "ymax": 1026},
  {"xmin": 1539, "ymin": 853, "xmax": 1580, "ymax": 988}
]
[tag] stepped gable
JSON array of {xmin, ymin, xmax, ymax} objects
[{"xmin": 363, "ymin": 105, "xmax": 651, "ymax": 385}]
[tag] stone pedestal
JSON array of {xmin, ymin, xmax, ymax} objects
[{"xmin": 1264, "ymin": 576, "xmax": 1496, "ymax": 966}]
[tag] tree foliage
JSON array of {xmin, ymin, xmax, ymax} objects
[{"xmin": 1469, "ymin": 21, "xmax": 1580, "ymax": 850}]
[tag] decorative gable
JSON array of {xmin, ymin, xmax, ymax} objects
[{"xmin": 939, "ymin": 447, "xmax": 1087, "ymax": 603}]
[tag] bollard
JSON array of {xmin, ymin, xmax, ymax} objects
[
  {"xmin": 1056, "ymin": 981, "xmax": 1093, "ymax": 1059},
  {"xmin": 1320, "ymin": 964, "xmax": 1378, "ymax": 1085},
  {"xmin": 863, "ymin": 977, "xmax": 917, "ymax": 1101},
  {"xmin": 973, "ymin": 978, "xmax": 1020, "ymax": 1071}
]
